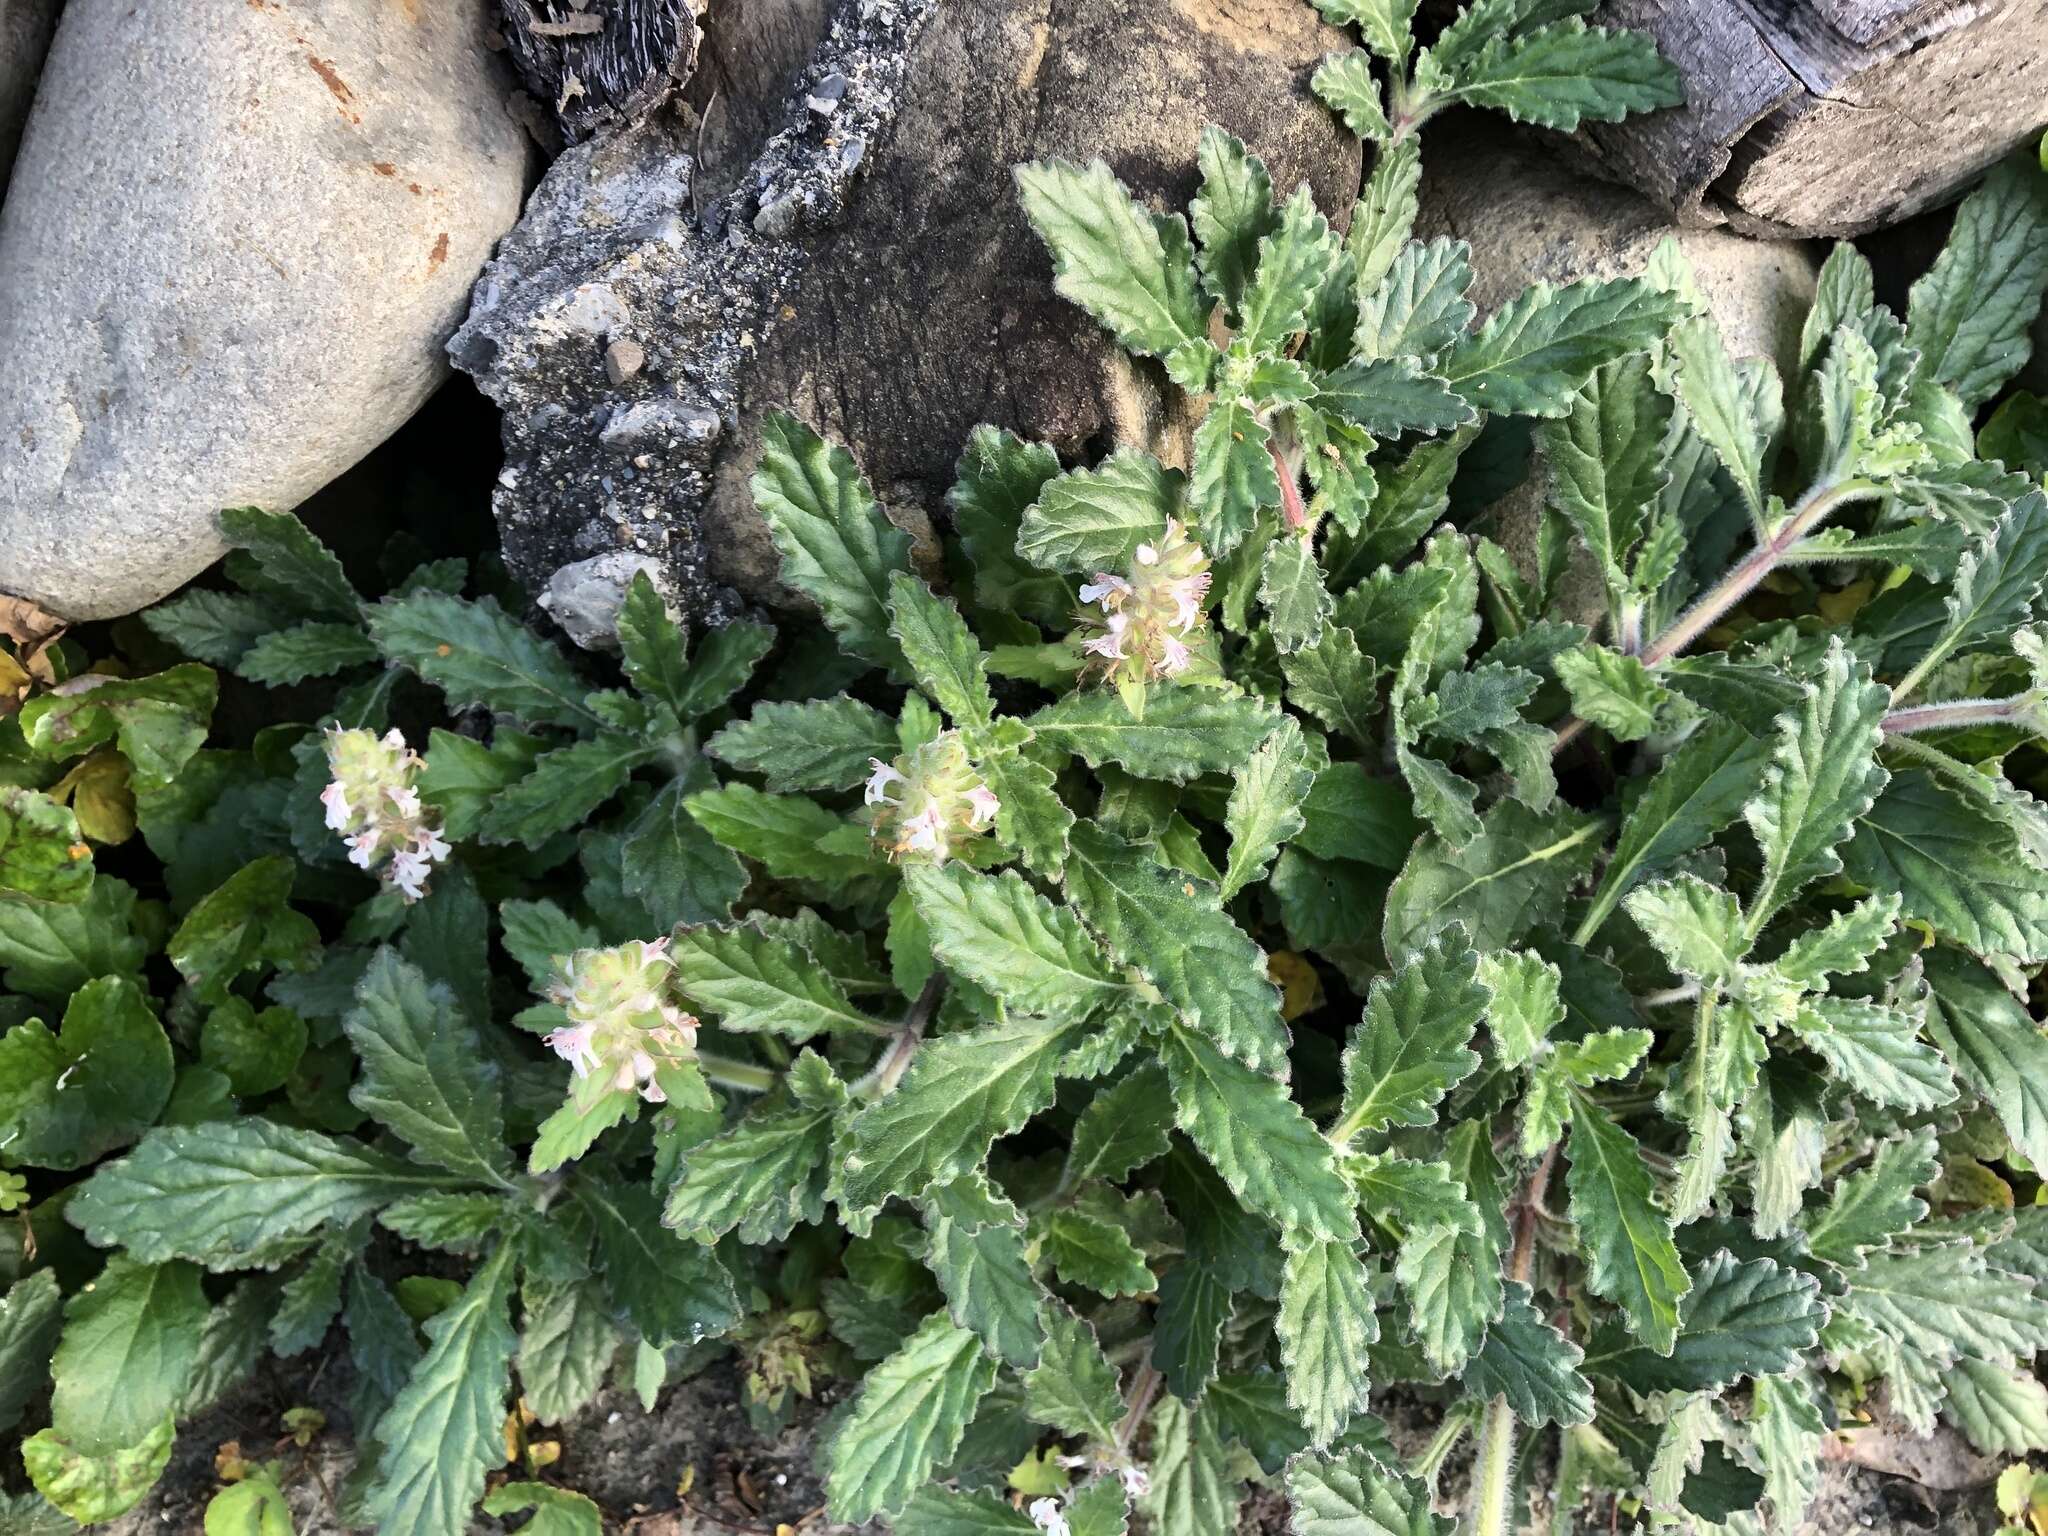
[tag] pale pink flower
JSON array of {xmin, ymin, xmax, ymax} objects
[
  {"xmin": 1028, "ymin": 1499, "xmax": 1070, "ymax": 1536},
  {"xmin": 965, "ymin": 785, "xmax": 1001, "ymax": 827},
  {"xmin": 864, "ymin": 759, "xmax": 906, "ymax": 806},
  {"xmin": 323, "ymin": 726, "xmax": 450, "ymax": 903},
  {"xmin": 320, "ymin": 781, "xmax": 351, "ymax": 832}
]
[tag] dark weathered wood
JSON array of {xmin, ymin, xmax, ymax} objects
[
  {"xmin": 496, "ymin": 0, "xmax": 699, "ymax": 144},
  {"xmin": 1578, "ymin": 0, "xmax": 2048, "ymax": 235}
]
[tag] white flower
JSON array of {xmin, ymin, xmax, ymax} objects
[
  {"xmin": 324, "ymin": 726, "xmax": 450, "ymax": 902},
  {"xmin": 545, "ymin": 1022, "xmax": 601, "ymax": 1076},
  {"xmin": 901, "ymin": 805, "xmax": 946, "ymax": 854},
  {"xmin": 1158, "ymin": 633, "xmax": 1191, "ymax": 677},
  {"xmin": 344, "ymin": 829, "xmax": 380, "ymax": 870},
  {"xmin": 965, "ymin": 785, "xmax": 1001, "ymax": 827},
  {"xmin": 864, "ymin": 758, "xmax": 906, "ymax": 806},
  {"xmin": 1119, "ymin": 1466, "xmax": 1151, "ymax": 1498},
  {"xmin": 388, "ymin": 847, "xmax": 433, "ymax": 901},
  {"xmin": 1079, "ymin": 573, "xmax": 1130, "ymax": 606},
  {"xmin": 1028, "ymin": 1498, "xmax": 1070, "ymax": 1536},
  {"xmin": 320, "ymin": 780, "xmax": 351, "ymax": 832},
  {"xmin": 1135, "ymin": 541, "xmax": 1159, "ymax": 566},
  {"xmin": 1165, "ymin": 571, "xmax": 1211, "ymax": 631}
]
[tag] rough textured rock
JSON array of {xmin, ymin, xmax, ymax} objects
[
  {"xmin": 1421, "ymin": 115, "xmax": 1819, "ymax": 377},
  {"xmin": 451, "ymin": 0, "xmax": 931, "ymax": 634},
  {"xmin": 455, "ymin": 0, "xmax": 1358, "ymax": 637},
  {"xmin": 0, "ymin": 0, "xmax": 530, "ymax": 621},
  {"xmin": 0, "ymin": 0, "xmax": 58, "ymax": 196},
  {"xmin": 497, "ymin": 0, "xmax": 700, "ymax": 145},
  {"xmin": 700, "ymin": 0, "xmax": 1362, "ymax": 603},
  {"xmin": 1580, "ymin": 0, "xmax": 2048, "ymax": 237}
]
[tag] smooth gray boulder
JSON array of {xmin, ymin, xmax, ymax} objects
[
  {"xmin": 0, "ymin": 0, "xmax": 530, "ymax": 620},
  {"xmin": 0, "ymin": 0, "xmax": 59, "ymax": 195}
]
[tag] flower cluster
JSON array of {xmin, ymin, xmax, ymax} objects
[
  {"xmin": 544, "ymin": 939, "xmax": 700, "ymax": 1107},
  {"xmin": 864, "ymin": 731, "xmax": 1000, "ymax": 863},
  {"xmin": 320, "ymin": 727, "xmax": 451, "ymax": 902},
  {"xmin": 1075, "ymin": 519, "xmax": 1212, "ymax": 688}
]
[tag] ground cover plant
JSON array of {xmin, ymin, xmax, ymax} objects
[{"xmin": 5, "ymin": 3, "xmax": 2048, "ymax": 1533}]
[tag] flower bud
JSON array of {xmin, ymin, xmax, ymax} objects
[
  {"xmin": 321, "ymin": 727, "xmax": 451, "ymax": 903},
  {"xmin": 1075, "ymin": 518, "xmax": 1212, "ymax": 688},
  {"xmin": 864, "ymin": 731, "xmax": 1000, "ymax": 864},
  {"xmin": 544, "ymin": 939, "xmax": 700, "ymax": 1107}
]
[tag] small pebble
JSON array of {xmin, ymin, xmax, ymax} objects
[
  {"xmin": 806, "ymin": 72, "xmax": 847, "ymax": 115},
  {"xmin": 604, "ymin": 336, "xmax": 645, "ymax": 384}
]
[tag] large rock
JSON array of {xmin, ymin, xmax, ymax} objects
[
  {"xmin": 1419, "ymin": 116, "xmax": 1818, "ymax": 378},
  {"xmin": 0, "ymin": 0, "xmax": 58, "ymax": 196},
  {"xmin": 1582, "ymin": 0, "xmax": 2048, "ymax": 238},
  {"xmin": 0, "ymin": 0, "xmax": 530, "ymax": 621},
  {"xmin": 453, "ymin": 0, "xmax": 1359, "ymax": 636}
]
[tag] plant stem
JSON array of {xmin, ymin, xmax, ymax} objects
[
  {"xmin": 697, "ymin": 1053, "xmax": 775, "ymax": 1094},
  {"xmin": 859, "ymin": 976, "xmax": 943, "ymax": 1099},
  {"xmin": 1269, "ymin": 438, "xmax": 1311, "ymax": 531},
  {"xmin": 1881, "ymin": 694, "xmax": 2031, "ymax": 735},
  {"xmin": 1554, "ymin": 478, "xmax": 1880, "ymax": 752},
  {"xmin": 1115, "ymin": 1360, "xmax": 1163, "ymax": 1455},
  {"xmin": 1469, "ymin": 1149, "xmax": 1558, "ymax": 1536}
]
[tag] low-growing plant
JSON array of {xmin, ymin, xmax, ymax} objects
[{"xmin": 6, "ymin": 6, "xmax": 2048, "ymax": 1535}]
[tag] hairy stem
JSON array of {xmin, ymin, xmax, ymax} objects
[
  {"xmin": 1469, "ymin": 1149, "xmax": 1557, "ymax": 1536},
  {"xmin": 1116, "ymin": 1360, "xmax": 1163, "ymax": 1455},
  {"xmin": 697, "ymin": 1053, "xmax": 776, "ymax": 1094},
  {"xmin": 1269, "ymin": 437, "xmax": 1311, "ymax": 531},
  {"xmin": 1881, "ymin": 694, "xmax": 2033, "ymax": 735},
  {"xmin": 1555, "ymin": 478, "xmax": 1880, "ymax": 751},
  {"xmin": 859, "ymin": 977, "xmax": 943, "ymax": 1099}
]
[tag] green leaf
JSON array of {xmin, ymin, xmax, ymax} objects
[
  {"xmin": 828, "ymin": 1310, "xmax": 999, "ymax": 1522},
  {"xmin": 480, "ymin": 1484, "xmax": 603, "ymax": 1536},
  {"xmin": 950, "ymin": 427, "xmax": 1073, "ymax": 629},
  {"xmin": 574, "ymin": 1178, "xmax": 739, "ymax": 1347},
  {"xmin": 475, "ymin": 733, "xmax": 658, "ymax": 848},
  {"xmin": 1466, "ymin": 1281, "xmax": 1594, "ymax": 1428},
  {"xmin": 414, "ymin": 728, "xmax": 542, "ymax": 843},
  {"xmin": 1944, "ymin": 1357, "xmax": 2048, "ymax": 1455},
  {"xmin": 1844, "ymin": 770, "xmax": 2048, "ymax": 966},
  {"xmin": 669, "ymin": 921, "xmax": 884, "ymax": 1040},
  {"xmin": 1315, "ymin": 358, "xmax": 1473, "ymax": 437},
  {"xmin": 341, "ymin": 948, "xmax": 511, "ymax": 1186},
  {"xmin": 22, "ymin": 1417, "xmax": 175, "ymax": 1527},
  {"xmin": 1478, "ymin": 949, "xmax": 1562, "ymax": 1069},
  {"xmin": 1668, "ymin": 313, "xmax": 1769, "ymax": 525},
  {"xmin": 1030, "ymin": 688, "xmax": 1284, "ymax": 783},
  {"xmin": 613, "ymin": 572, "xmax": 692, "ymax": 717},
  {"xmin": 1240, "ymin": 185, "xmax": 1340, "ymax": 351},
  {"xmin": 1786, "ymin": 998, "xmax": 1955, "ymax": 1113},
  {"xmin": 1063, "ymin": 822, "xmax": 1287, "ymax": 1073},
  {"xmin": 1278, "ymin": 1237, "xmax": 1378, "ymax": 1447},
  {"xmin": 889, "ymin": 573, "xmax": 995, "ymax": 727},
  {"xmin": 684, "ymin": 783, "xmax": 877, "ymax": 886},
  {"xmin": 1565, "ymin": 1101, "xmax": 1689, "ymax": 1355},
  {"xmin": 1576, "ymin": 720, "xmax": 1767, "ymax": 943},
  {"xmin": 1923, "ymin": 948, "xmax": 2048, "ymax": 1172},
  {"xmin": 708, "ymin": 696, "xmax": 899, "ymax": 791},
  {"xmin": 1140, "ymin": 1396, "xmax": 1241, "ymax": 1536},
  {"xmin": 1221, "ymin": 716, "xmax": 1314, "ymax": 900},
  {"xmin": 1775, "ymin": 893, "xmax": 1901, "ymax": 988},
  {"xmin": 1260, "ymin": 532, "xmax": 1333, "ymax": 654},
  {"xmin": 1330, "ymin": 929, "xmax": 1485, "ymax": 1141},
  {"xmin": 1393, "ymin": 1197, "xmax": 1503, "ymax": 1375},
  {"xmin": 1348, "ymin": 138, "xmax": 1420, "ymax": 299},
  {"xmin": 1441, "ymin": 19, "xmax": 1682, "ymax": 131},
  {"xmin": 840, "ymin": 1017, "xmax": 1078, "ymax": 1211},
  {"xmin": 1066, "ymin": 1063, "xmax": 1175, "ymax": 1193},
  {"xmin": 1293, "ymin": 762, "xmax": 1418, "ymax": 870},
  {"xmin": 1158, "ymin": 1019, "xmax": 1359, "ymax": 1247},
  {"xmin": 169, "ymin": 856, "xmax": 316, "ymax": 1006},
  {"xmin": 1867, "ymin": 489, "xmax": 2048, "ymax": 686},
  {"xmin": 1554, "ymin": 644, "xmax": 1670, "ymax": 742},
  {"xmin": 1021, "ymin": 1305, "xmax": 1124, "ymax": 1443},
  {"xmin": 752, "ymin": 412, "xmax": 913, "ymax": 671},
  {"xmin": 1751, "ymin": 1372, "xmax": 1826, "ymax": 1528},
  {"xmin": 1906, "ymin": 156, "xmax": 2048, "ymax": 410},
  {"xmin": 1521, "ymin": 1028, "xmax": 1651, "ymax": 1159},
  {"xmin": 517, "ymin": 1281, "xmax": 618, "ymax": 1426},
  {"xmin": 666, "ymin": 618, "xmax": 776, "ymax": 720},
  {"xmin": 0, "ymin": 1270, "xmax": 63, "ymax": 1436},
  {"xmin": 367, "ymin": 592, "xmax": 593, "ymax": 729},
  {"xmin": 1444, "ymin": 277, "xmax": 1680, "ymax": 418},
  {"xmin": 526, "ymin": 1094, "xmax": 630, "ymax": 1177},
  {"xmin": 70, "ymin": 1120, "xmax": 438, "ymax": 1267},
  {"xmin": 1383, "ymin": 801, "xmax": 1603, "ymax": 962},
  {"xmin": 1354, "ymin": 238, "xmax": 1475, "ymax": 363},
  {"xmin": 235, "ymin": 622, "xmax": 377, "ymax": 685},
  {"xmin": 1015, "ymin": 450, "xmax": 1179, "ymax": 574},
  {"xmin": 1317, "ymin": 0, "xmax": 1416, "ymax": 61},
  {"xmin": 199, "ymin": 999, "xmax": 306, "ymax": 1097},
  {"xmin": 922, "ymin": 1176, "xmax": 1046, "ymax": 1369},
  {"xmin": 1539, "ymin": 353, "xmax": 1670, "ymax": 597},
  {"xmin": 1191, "ymin": 127, "xmax": 1279, "ymax": 313},
  {"xmin": 619, "ymin": 773, "xmax": 749, "ymax": 928},
  {"xmin": 1043, "ymin": 1205, "xmax": 1156, "ymax": 1296},
  {"xmin": 362, "ymin": 1240, "xmax": 517, "ymax": 1536},
  {"xmin": 968, "ymin": 721, "xmax": 1075, "ymax": 876},
  {"xmin": 218, "ymin": 506, "xmax": 359, "ymax": 618},
  {"xmin": 1804, "ymin": 1128, "xmax": 1937, "ymax": 1266},
  {"xmin": 906, "ymin": 863, "xmax": 1128, "ymax": 1025},
  {"xmin": 1625, "ymin": 875, "xmax": 1748, "ymax": 985},
  {"xmin": 0, "ymin": 976, "xmax": 172, "ymax": 1170},
  {"xmin": 1583, "ymin": 1251, "xmax": 1823, "ymax": 1393},
  {"xmin": 142, "ymin": 588, "xmax": 278, "ymax": 668},
  {"xmin": 1313, "ymin": 50, "xmax": 1391, "ymax": 141},
  {"xmin": 1846, "ymin": 1242, "xmax": 2048, "ymax": 1370},
  {"xmin": 205, "ymin": 1470, "xmax": 295, "ymax": 1536},
  {"xmin": 892, "ymin": 1487, "xmax": 1036, "ymax": 1535},
  {"xmin": 49, "ymin": 1257, "xmax": 205, "ymax": 1454},
  {"xmin": 1014, "ymin": 157, "xmax": 1209, "ymax": 358},
  {"xmin": 19, "ymin": 665, "xmax": 216, "ymax": 791},
  {"xmin": 1742, "ymin": 640, "xmax": 1888, "ymax": 932},
  {"xmin": 665, "ymin": 1063, "xmax": 840, "ymax": 1246},
  {"xmin": 1281, "ymin": 627, "xmax": 1382, "ymax": 747},
  {"xmin": 1284, "ymin": 1445, "xmax": 1448, "ymax": 1536}
]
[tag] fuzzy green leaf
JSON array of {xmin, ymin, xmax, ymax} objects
[
  {"xmin": 906, "ymin": 863, "xmax": 1128, "ymax": 1025},
  {"xmin": 1221, "ymin": 716, "xmax": 1315, "ymax": 899},
  {"xmin": 1906, "ymin": 156, "xmax": 2048, "ymax": 410},
  {"xmin": 1442, "ymin": 20, "xmax": 1682, "ymax": 131},
  {"xmin": 1063, "ymin": 822, "xmax": 1287, "ymax": 1073},
  {"xmin": 1017, "ymin": 450, "xmax": 1181, "ymax": 574},
  {"xmin": 1805, "ymin": 1128, "xmax": 1937, "ymax": 1266},
  {"xmin": 1466, "ymin": 1281, "xmax": 1594, "ymax": 1428},
  {"xmin": 828, "ymin": 1310, "xmax": 999, "ymax": 1522},
  {"xmin": 1278, "ymin": 1237, "xmax": 1379, "ymax": 1447},
  {"xmin": 1786, "ymin": 998, "xmax": 1955, "ymax": 1114},
  {"xmin": 1313, "ymin": 50, "xmax": 1391, "ymax": 141},
  {"xmin": 1284, "ymin": 1446, "xmax": 1448, "ymax": 1536},
  {"xmin": 664, "ymin": 1067, "xmax": 840, "ymax": 1246},
  {"xmin": 1331, "ymin": 930, "xmax": 1486, "ymax": 1140},
  {"xmin": 669, "ymin": 922, "xmax": 884, "ymax": 1040},
  {"xmin": 1555, "ymin": 643, "xmax": 1670, "ymax": 742},
  {"xmin": 1583, "ymin": 1251, "xmax": 1823, "ymax": 1393},
  {"xmin": 1565, "ymin": 1102, "xmax": 1689, "ymax": 1355},
  {"xmin": 1191, "ymin": 127, "xmax": 1280, "ymax": 314},
  {"xmin": 923, "ymin": 1176, "xmax": 1046, "ymax": 1368},
  {"xmin": 706, "ymin": 697, "xmax": 898, "ymax": 791},
  {"xmin": 367, "ymin": 592, "xmax": 593, "ymax": 729},
  {"xmin": 889, "ymin": 573, "xmax": 995, "ymax": 727},
  {"xmin": 49, "ymin": 1257, "xmax": 206, "ymax": 1454},
  {"xmin": 1444, "ymin": 278, "xmax": 1680, "ymax": 418},
  {"xmin": 1923, "ymin": 948, "xmax": 2048, "ymax": 1172},
  {"xmin": 1354, "ymin": 238, "xmax": 1475, "ymax": 363}
]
